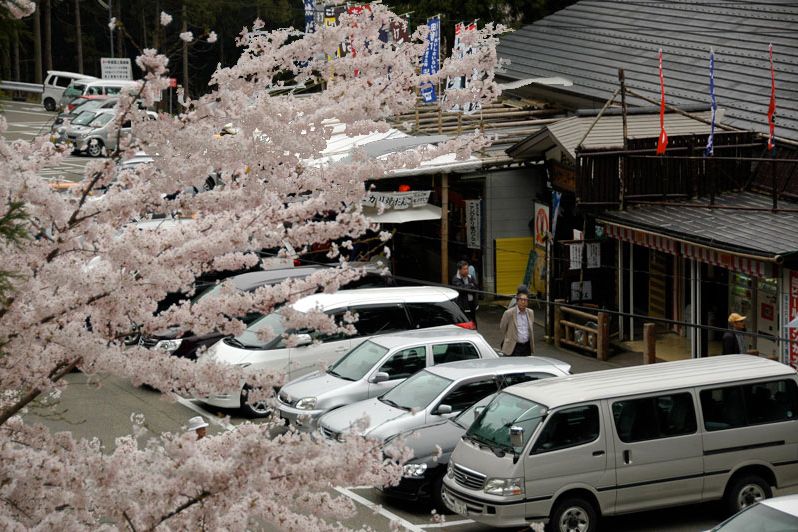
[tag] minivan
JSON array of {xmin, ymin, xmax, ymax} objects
[
  {"xmin": 442, "ymin": 355, "xmax": 798, "ymax": 531},
  {"xmin": 197, "ymin": 285, "xmax": 472, "ymax": 417},
  {"xmin": 59, "ymin": 79, "xmax": 103, "ymax": 110},
  {"xmin": 80, "ymin": 79, "xmax": 139, "ymax": 99},
  {"xmin": 41, "ymin": 70, "xmax": 97, "ymax": 111}
]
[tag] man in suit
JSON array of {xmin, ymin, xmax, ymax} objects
[{"xmin": 500, "ymin": 286, "xmax": 536, "ymax": 356}]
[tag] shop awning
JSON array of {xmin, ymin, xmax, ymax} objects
[
  {"xmin": 599, "ymin": 192, "xmax": 798, "ymax": 277},
  {"xmin": 365, "ymin": 204, "xmax": 442, "ymax": 224}
]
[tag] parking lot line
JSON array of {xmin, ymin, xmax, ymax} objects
[
  {"xmin": 172, "ymin": 394, "xmax": 236, "ymax": 431},
  {"xmin": 335, "ymin": 486, "xmax": 427, "ymax": 532}
]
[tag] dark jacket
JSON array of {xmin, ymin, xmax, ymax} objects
[
  {"xmin": 451, "ymin": 273, "xmax": 478, "ymax": 312},
  {"xmin": 722, "ymin": 330, "xmax": 745, "ymax": 355}
]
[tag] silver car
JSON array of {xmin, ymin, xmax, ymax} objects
[
  {"xmin": 67, "ymin": 108, "xmax": 156, "ymax": 157},
  {"xmin": 277, "ymin": 328, "xmax": 501, "ymax": 430},
  {"xmin": 318, "ymin": 357, "xmax": 571, "ymax": 443}
]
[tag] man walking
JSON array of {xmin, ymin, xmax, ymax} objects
[
  {"xmin": 500, "ymin": 286, "xmax": 535, "ymax": 356},
  {"xmin": 722, "ymin": 313, "xmax": 757, "ymax": 355},
  {"xmin": 452, "ymin": 259, "xmax": 479, "ymax": 327}
]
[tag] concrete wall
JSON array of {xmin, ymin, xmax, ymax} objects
[{"xmin": 483, "ymin": 165, "xmax": 547, "ymax": 295}]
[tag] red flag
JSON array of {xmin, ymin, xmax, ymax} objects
[
  {"xmin": 656, "ymin": 49, "xmax": 668, "ymax": 155},
  {"xmin": 768, "ymin": 43, "xmax": 777, "ymax": 151}
]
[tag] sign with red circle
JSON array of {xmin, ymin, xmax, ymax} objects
[{"xmin": 534, "ymin": 204, "xmax": 550, "ymax": 245}]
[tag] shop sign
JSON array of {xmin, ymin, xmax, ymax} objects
[
  {"xmin": 789, "ymin": 270, "xmax": 798, "ymax": 369},
  {"xmin": 550, "ymin": 160, "xmax": 576, "ymax": 192},
  {"xmin": 569, "ymin": 242, "xmax": 583, "ymax": 270},
  {"xmin": 101, "ymin": 58, "xmax": 132, "ymax": 80},
  {"xmin": 586, "ymin": 243, "xmax": 601, "ymax": 268},
  {"xmin": 534, "ymin": 203, "xmax": 549, "ymax": 247},
  {"xmin": 465, "ymin": 200, "xmax": 481, "ymax": 249},
  {"xmin": 362, "ymin": 190, "xmax": 431, "ymax": 210}
]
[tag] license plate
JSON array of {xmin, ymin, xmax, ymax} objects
[{"xmin": 449, "ymin": 496, "xmax": 468, "ymax": 516}]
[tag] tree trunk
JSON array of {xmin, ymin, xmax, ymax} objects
[
  {"xmin": 219, "ymin": 30, "xmax": 224, "ymax": 67},
  {"xmin": 43, "ymin": 0, "xmax": 52, "ymax": 72},
  {"xmin": 182, "ymin": 2, "xmax": 189, "ymax": 99},
  {"xmin": 115, "ymin": 0, "xmax": 124, "ymax": 58},
  {"xmin": 12, "ymin": 25, "xmax": 21, "ymax": 81},
  {"xmin": 33, "ymin": 0, "xmax": 42, "ymax": 83},
  {"xmin": 141, "ymin": 8, "xmax": 148, "ymax": 48},
  {"xmin": 153, "ymin": 0, "xmax": 160, "ymax": 49},
  {"xmin": 1, "ymin": 34, "xmax": 9, "ymax": 80},
  {"xmin": 75, "ymin": 0, "xmax": 83, "ymax": 73}
]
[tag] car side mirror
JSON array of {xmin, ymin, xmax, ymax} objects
[
  {"xmin": 370, "ymin": 372, "xmax": 389, "ymax": 384},
  {"xmin": 436, "ymin": 404, "xmax": 453, "ymax": 415},
  {"xmin": 474, "ymin": 406, "xmax": 485, "ymax": 417},
  {"xmin": 509, "ymin": 425, "xmax": 524, "ymax": 448},
  {"xmin": 294, "ymin": 333, "xmax": 312, "ymax": 346}
]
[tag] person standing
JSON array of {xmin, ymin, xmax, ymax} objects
[
  {"xmin": 452, "ymin": 260, "xmax": 478, "ymax": 327},
  {"xmin": 722, "ymin": 313, "xmax": 757, "ymax": 355},
  {"xmin": 186, "ymin": 415, "xmax": 209, "ymax": 440},
  {"xmin": 500, "ymin": 286, "xmax": 536, "ymax": 356}
]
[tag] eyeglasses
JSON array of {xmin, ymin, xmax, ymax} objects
[{"xmin": 517, "ymin": 297, "xmax": 528, "ymax": 302}]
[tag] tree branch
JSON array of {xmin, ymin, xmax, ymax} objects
[{"xmin": 0, "ymin": 356, "xmax": 82, "ymax": 426}]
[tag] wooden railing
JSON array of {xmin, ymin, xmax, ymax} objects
[{"xmin": 554, "ymin": 299, "xmax": 610, "ymax": 361}]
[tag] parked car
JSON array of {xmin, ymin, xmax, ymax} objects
[
  {"xmin": 66, "ymin": 108, "xmax": 156, "ymax": 157},
  {"xmin": 140, "ymin": 263, "xmax": 394, "ymax": 358},
  {"xmin": 51, "ymin": 96, "xmax": 115, "ymax": 133},
  {"xmin": 41, "ymin": 70, "xmax": 96, "ymax": 111},
  {"xmin": 277, "ymin": 328, "xmax": 502, "ymax": 431},
  {"xmin": 197, "ymin": 285, "xmax": 471, "ymax": 417},
  {"xmin": 708, "ymin": 493, "xmax": 798, "ymax": 531},
  {"xmin": 318, "ymin": 357, "xmax": 571, "ymax": 444},
  {"xmin": 59, "ymin": 78, "xmax": 102, "ymax": 110},
  {"xmin": 79, "ymin": 79, "xmax": 139, "ymax": 99},
  {"xmin": 442, "ymin": 355, "xmax": 798, "ymax": 532}
]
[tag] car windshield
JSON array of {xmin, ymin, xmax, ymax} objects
[
  {"xmin": 72, "ymin": 111, "xmax": 98, "ymax": 126},
  {"xmin": 327, "ymin": 341, "xmax": 389, "ymax": 381},
  {"xmin": 228, "ymin": 310, "xmax": 286, "ymax": 349},
  {"xmin": 380, "ymin": 370, "xmax": 452, "ymax": 411},
  {"xmin": 466, "ymin": 392, "xmax": 547, "ymax": 452},
  {"xmin": 70, "ymin": 100, "xmax": 104, "ymax": 116},
  {"xmin": 88, "ymin": 113, "xmax": 114, "ymax": 127},
  {"xmin": 454, "ymin": 393, "xmax": 498, "ymax": 429},
  {"xmin": 64, "ymin": 84, "xmax": 86, "ymax": 97},
  {"xmin": 713, "ymin": 501, "xmax": 798, "ymax": 531}
]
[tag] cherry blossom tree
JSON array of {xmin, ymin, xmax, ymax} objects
[{"xmin": 0, "ymin": 4, "xmax": 504, "ymax": 529}]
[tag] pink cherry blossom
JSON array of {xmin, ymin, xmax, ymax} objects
[
  {"xmin": 207, "ymin": 31, "xmax": 218, "ymax": 44},
  {"xmin": 160, "ymin": 10, "xmax": 173, "ymax": 26},
  {"xmin": 179, "ymin": 31, "xmax": 194, "ymax": 43}
]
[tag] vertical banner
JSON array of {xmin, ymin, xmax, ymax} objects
[
  {"xmin": 656, "ymin": 49, "xmax": 669, "ymax": 155},
  {"xmin": 443, "ymin": 21, "xmax": 476, "ymax": 111},
  {"xmin": 768, "ymin": 43, "xmax": 777, "ymax": 151},
  {"xmin": 465, "ymin": 199, "xmax": 481, "ymax": 249},
  {"xmin": 533, "ymin": 203, "xmax": 550, "ymax": 248},
  {"xmin": 705, "ymin": 49, "xmax": 716, "ymax": 156},
  {"xmin": 304, "ymin": 0, "xmax": 316, "ymax": 33},
  {"xmin": 389, "ymin": 16, "xmax": 410, "ymax": 44},
  {"xmin": 789, "ymin": 270, "xmax": 798, "ymax": 368},
  {"xmin": 420, "ymin": 16, "xmax": 441, "ymax": 103},
  {"xmin": 324, "ymin": 5, "xmax": 346, "ymax": 60}
]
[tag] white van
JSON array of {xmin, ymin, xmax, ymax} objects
[
  {"xmin": 443, "ymin": 355, "xmax": 798, "ymax": 531},
  {"xmin": 81, "ymin": 79, "xmax": 139, "ymax": 98},
  {"xmin": 41, "ymin": 70, "xmax": 97, "ymax": 111}
]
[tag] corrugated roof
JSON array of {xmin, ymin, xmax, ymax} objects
[
  {"xmin": 598, "ymin": 192, "xmax": 798, "ymax": 258},
  {"xmin": 511, "ymin": 109, "xmax": 724, "ymax": 160},
  {"xmin": 497, "ymin": 0, "xmax": 798, "ymax": 142}
]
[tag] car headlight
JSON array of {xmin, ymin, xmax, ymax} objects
[
  {"xmin": 447, "ymin": 461, "xmax": 455, "ymax": 479},
  {"xmin": 402, "ymin": 463, "xmax": 428, "ymax": 479},
  {"xmin": 295, "ymin": 397, "xmax": 317, "ymax": 410},
  {"xmin": 484, "ymin": 477, "xmax": 524, "ymax": 497},
  {"xmin": 154, "ymin": 338, "xmax": 182, "ymax": 353},
  {"xmin": 336, "ymin": 432, "xmax": 346, "ymax": 442}
]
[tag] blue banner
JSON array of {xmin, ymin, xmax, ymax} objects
[
  {"xmin": 304, "ymin": 0, "xmax": 315, "ymax": 33},
  {"xmin": 705, "ymin": 49, "xmax": 716, "ymax": 156},
  {"xmin": 420, "ymin": 16, "xmax": 440, "ymax": 103}
]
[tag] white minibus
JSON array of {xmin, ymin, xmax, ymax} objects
[
  {"xmin": 443, "ymin": 355, "xmax": 798, "ymax": 531},
  {"xmin": 41, "ymin": 70, "xmax": 97, "ymax": 111}
]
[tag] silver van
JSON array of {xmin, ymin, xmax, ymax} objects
[{"xmin": 443, "ymin": 355, "xmax": 798, "ymax": 531}]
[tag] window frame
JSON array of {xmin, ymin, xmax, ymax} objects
[
  {"xmin": 434, "ymin": 377, "xmax": 499, "ymax": 414},
  {"xmin": 347, "ymin": 303, "xmax": 411, "ymax": 338},
  {"xmin": 611, "ymin": 392, "xmax": 698, "ymax": 444},
  {"xmin": 699, "ymin": 378, "xmax": 798, "ymax": 432},
  {"xmin": 431, "ymin": 341, "xmax": 481, "ymax": 365},
  {"xmin": 377, "ymin": 345, "xmax": 429, "ymax": 381},
  {"xmin": 530, "ymin": 404, "xmax": 601, "ymax": 455}
]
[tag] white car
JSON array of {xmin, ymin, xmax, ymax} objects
[
  {"xmin": 197, "ymin": 286, "xmax": 473, "ymax": 417},
  {"xmin": 709, "ymin": 493, "xmax": 798, "ymax": 531},
  {"xmin": 277, "ymin": 328, "xmax": 501, "ymax": 430}
]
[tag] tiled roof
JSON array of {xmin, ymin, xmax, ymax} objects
[{"xmin": 497, "ymin": 0, "xmax": 798, "ymax": 142}]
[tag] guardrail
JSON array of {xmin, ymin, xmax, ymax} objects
[{"xmin": 0, "ymin": 80, "xmax": 43, "ymax": 94}]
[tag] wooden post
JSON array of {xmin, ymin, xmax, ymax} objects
[
  {"xmin": 597, "ymin": 312, "xmax": 609, "ymax": 361},
  {"xmin": 440, "ymin": 173, "xmax": 449, "ymax": 285},
  {"xmin": 554, "ymin": 299, "xmax": 564, "ymax": 348},
  {"xmin": 644, "ymin": 322, "xmax": 656, "ymax": 364}
]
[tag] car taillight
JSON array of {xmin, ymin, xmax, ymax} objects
[
  {"xmin": 456, "ymin": 321, "xmax": 476, "ymax": 330},
  {"xmin": 293, "ymin": 259, "xmax": 302, "ymax": 266}
]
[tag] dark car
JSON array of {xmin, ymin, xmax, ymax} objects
[{"xmin": 140, "ymin": 263, "xmax": 394, "ymax": 359}]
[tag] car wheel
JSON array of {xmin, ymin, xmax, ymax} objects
[
  {"xmin": 44, "ymin": 98, "xmax": 56, "ymax": 112},
  {"xmin": 87, "ymin": 139, "xmax": 104, "ymax": 158},
  {"xmin": 724, "ymin": 474, "xmax": 771, "ymax": 515},
  {"xmin": 547, "ymin": 496, "xmax": 597, "ymax": 532},
  {"xmin": 240, "ymin": 385, "xmax": 272, "ymax": 418},
  {"xmin": 431, "ymin": 470, "xmax": 452, "ymax": 515}
]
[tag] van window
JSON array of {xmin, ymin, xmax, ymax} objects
[
  {"xmin": 349, "ymin": 304, "xmax": 409, "ymax": 337},
  {"xmin": 87, "ymin": 86, "xmax": 103, "ymax": 95},
  {"xmin": 55, "ymin": 76, "xmax": 72, "ymax": 88},
  {"xmin": 532, "ymin": 405, "xmax": 600, "ymax": 453},
  {"xmin": 106, "ymin": 87, "xmax": 122, "ymax": 95},
  {"xmin": 440, "ymin": 379, "xmax": 497, "ymax": 412},
  {"xmin": 406, "ymin": 301, "xmax": 467, "ymax": 327},
  {"xmin": 432, "ymin": 342, "xmax": 479, "ymax": 364},
  {"xmin": 612, "ymin": 393, "xmax": 697, "ymax": 443},
  {"xmin": 378, "ymin": 346, "xmax": 426, "ymax": 380},
  {"xmin": 700, "ymin": 379, "xmax": 798, "ymax": 431}
]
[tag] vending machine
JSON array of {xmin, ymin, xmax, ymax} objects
[{"xmin": 755, "ymin": 277, "xmax": 779, "ymax": 358}]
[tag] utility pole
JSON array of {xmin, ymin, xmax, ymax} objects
[
  {"xmin": 33, "ymin": 0, "xmax": 42, "ymax": 83},
  {"xmin": 75, "ymin": 0, "xmax": 83, "ymax": 73}
]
